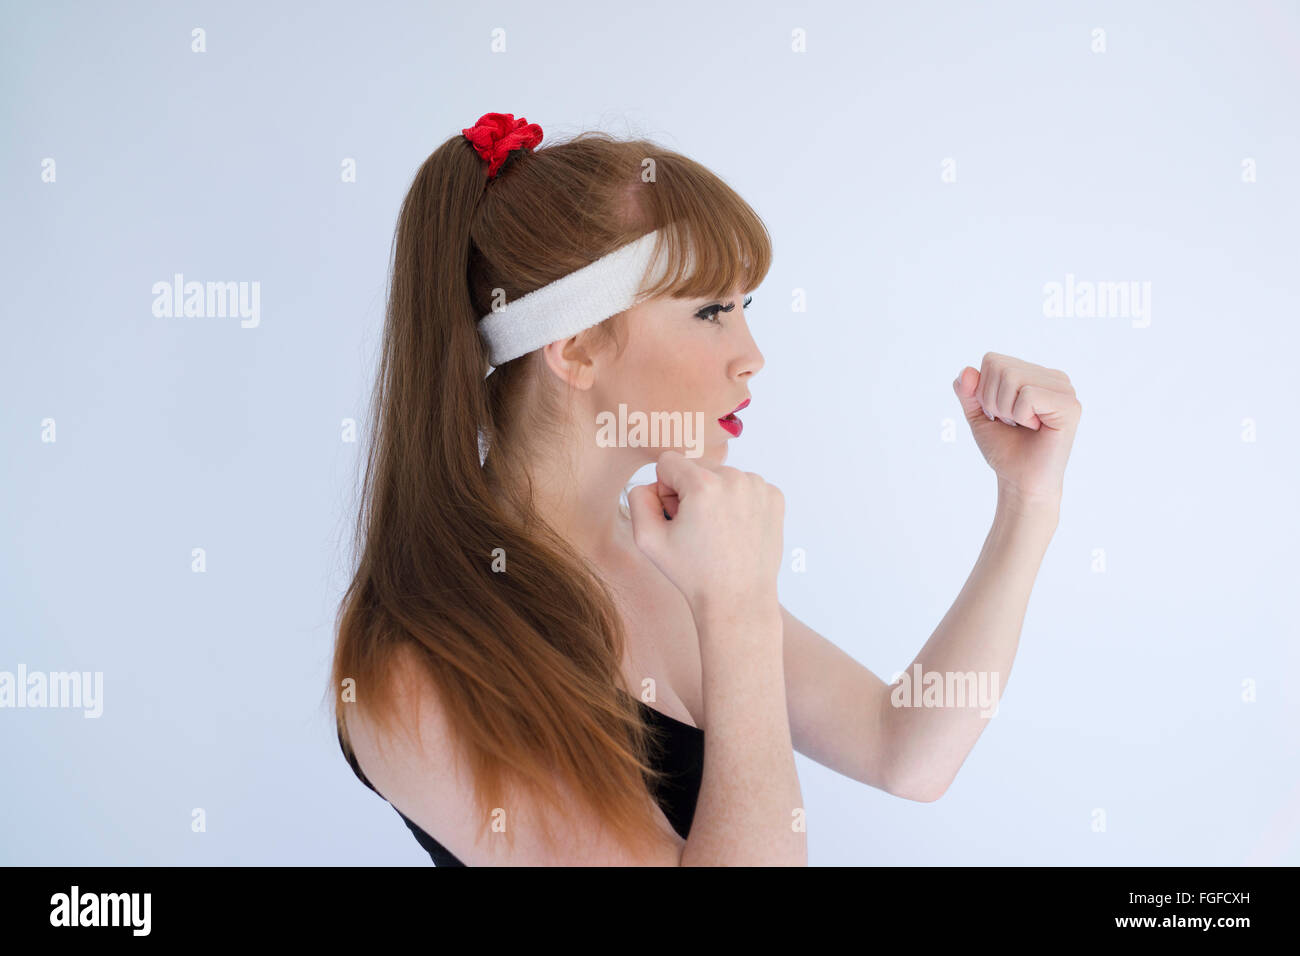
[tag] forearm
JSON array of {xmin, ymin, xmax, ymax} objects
[
  {"xmin": 882, "ymin": 486, "xmax": 1059, "ymax": 800},
  {"xmin": 680, "ymin": 598, "xmax": 807, "ymax": 866}
]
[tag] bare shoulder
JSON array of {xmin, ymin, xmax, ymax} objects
[
  {"xmin": 341, "ymin": 641, "xmax": 459, "ymax": 788},
  {"xmin": 344, "ymin": 642, "xmax": 685, "ymax": 866}
]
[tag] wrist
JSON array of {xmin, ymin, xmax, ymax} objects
[
  {"xmin": 690, "ymin": 589, "xmax": 781, "ymax": 632},
  {"xmin": 994, "ymin": 482, "xmax": 1061, "ymax": 532}
]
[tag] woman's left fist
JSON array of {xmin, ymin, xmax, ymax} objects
[{"xmin": 952, "ymin": 352, "xmax": 1081, "ymax": 508}]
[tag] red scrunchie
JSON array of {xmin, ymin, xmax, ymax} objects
[{"xmin": 461, "ymin": 112, "xmax": 544, "ymax": 180}]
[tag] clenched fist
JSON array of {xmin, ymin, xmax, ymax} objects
[{"xmin": 953, "ymin": 352, "xmax": 1082, "ymax": 509}]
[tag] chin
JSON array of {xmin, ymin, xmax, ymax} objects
[
  {"xmin": 696, "ymin": 441, "xmax": 729, "ymax": 466},
  {"xmin": 644, "ymin": 440, "xmax": 728, "ymax": 466}
]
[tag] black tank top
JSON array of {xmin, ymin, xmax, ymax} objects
[{"xmin": 339, "ymin": 693, "xmax": 705, "ymax": 866}]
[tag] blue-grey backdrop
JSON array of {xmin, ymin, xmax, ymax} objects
[{"xmin": 2, "ymin": 0, "xmax": 1297, "ymax": 865}]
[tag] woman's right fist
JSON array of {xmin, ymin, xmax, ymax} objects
[{"xmin": 626, "ymin": 450, "xmax": 785, "ymax": 619}]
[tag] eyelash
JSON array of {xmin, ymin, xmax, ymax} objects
[{"xmin": 695, "ymin": 294, "xmax": 753, "ymax": 324}]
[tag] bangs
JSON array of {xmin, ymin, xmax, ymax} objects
[
  {"xmin": 624, "ymin": 149, "xmax": 772, "ymax": 304},
  {"xmin": 636, "ymin": 222, "xmax": 770, "ymax": 304}
]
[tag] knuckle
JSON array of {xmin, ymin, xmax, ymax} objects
[{"xmin": 696, "ymin": 469, "xmax": 722, "ymax": 492}]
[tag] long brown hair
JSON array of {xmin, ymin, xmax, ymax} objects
[{"xmin": 328, "ymin": 125, "xmax": 772, "ymax": 857}]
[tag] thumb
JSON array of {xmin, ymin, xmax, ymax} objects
[
  {"xmin": 952, "ymin": 367, "xmax": 988, "ymax": 423},
  {"xmin": 626, "ymin": 483, "xmax": 666, "ymax": 555}
]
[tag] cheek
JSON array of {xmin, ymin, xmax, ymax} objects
[
  {"xmin": 616, "ymin": 346, "xmax": 694, "ymax": 402},
  {"xmin": 645, "ymin": 346, "xmax": 714, "ymax": 397},
  {"xmin": 607, "ymin": 369, "xmax": 673, "ymax": 409},
  {"xmin": 610, "ymin": 324, "xmax": 718, "ymax": 415}
]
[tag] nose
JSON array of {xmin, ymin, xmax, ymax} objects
[{"xmin": 730, "ymin": 312, "xmax": 765, "ymax": 381}]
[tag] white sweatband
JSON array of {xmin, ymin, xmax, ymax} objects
[{"xmin": 477, "ymin": 229, "xmax": 667, "ymax": 367}]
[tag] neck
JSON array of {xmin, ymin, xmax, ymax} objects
[{"xmin": 485, "ymin": 408, "xmax": 643, "ymax": 568}]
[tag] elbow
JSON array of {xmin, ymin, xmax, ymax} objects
[
  {"xmin": 887, "ymin": 770, "xmax": 951, "ymax": 803},
  {"xmin": 906, "ymin": 783, "xmax": 948, "ymax": 803}
]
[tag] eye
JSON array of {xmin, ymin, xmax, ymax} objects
[{"xmin": 694, "ymin": 294, "xmax": 753, "ymax": 324}]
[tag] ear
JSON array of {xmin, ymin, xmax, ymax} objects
[{"xmin": 540, "ymin": 336, "xmax": 596, "ymax": 390}]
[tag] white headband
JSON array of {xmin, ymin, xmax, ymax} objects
[{"xmin": 477, "ymin": 229, "xmax": 669, "ymax": 367}]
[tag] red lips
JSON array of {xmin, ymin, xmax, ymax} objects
[{"xmin": 718, "ymin": 398, "xmax": 750, "ymax": 437}]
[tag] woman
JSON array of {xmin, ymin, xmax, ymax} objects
[{"xmin": 330, "ymin": 112, "xmax": 1081, "ymax": 866}]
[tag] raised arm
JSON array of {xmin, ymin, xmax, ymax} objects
[{"xmin": 780, "ymin": 355, "xmax": 1080, "ymax": 800}]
